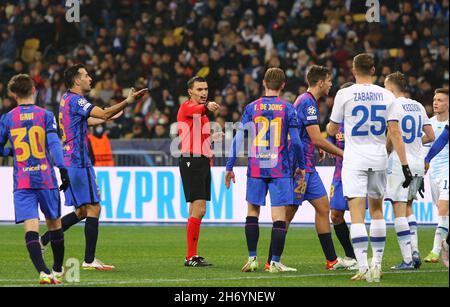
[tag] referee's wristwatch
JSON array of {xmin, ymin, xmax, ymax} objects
[{"xmin": 204, "ymin": 101, "xmax": 210, "ymax": 109}]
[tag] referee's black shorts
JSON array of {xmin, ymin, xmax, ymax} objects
[{"xmin": 179, "ymin": 155, "xmax": 211, "ymax": 203}]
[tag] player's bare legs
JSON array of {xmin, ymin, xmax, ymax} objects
[
  {"xmin": 427, "ymin": 200, "xmax": 449, "ymax": 262},
  {"xmin": 310, "ymin": 196, "xmax": 332, "ymax": 235},
  {"xmin": 391, "ymin": 201, "xmax": 414, "ymax": 269}
]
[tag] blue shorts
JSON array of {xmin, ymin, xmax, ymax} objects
[
  {"xmin": 64, "ymin": 167, "xmax": 100, "ymax": 208},
  {"xmin": 293, "ymin": 170, "xmax": 327, "ymax": 205},
  {"xmin": 330, "ymin": 179, "xmax": 369, "ymax": 211},
  {"xmin": 246, "ymin": 177, "xmax": 294, "ymax": 206},
  {"xmin": 330, "ymin": 180, "xmax": 348, "ymax": 211},
  {"xmin": 14, "ymin": 189, "xmax": 61, "ymax": 224}
]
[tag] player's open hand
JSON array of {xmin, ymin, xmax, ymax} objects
[
  {"xmin": 59, "ymin": 168, "xmax": 70, "ymax": 192},
  {"xmin": 225, "ymin": 171, "xmax": 235, "ymax": 189},
  {"xmin": 126, "ymin": 88, "xmax": 148, "ymax": 104},
  {"xmin": 206, "ymin": 101, "xmax": 220, "ymax": 112},
  {"xmin": 401, "ymin": 165, "xmax": 413, "ymax": 188}
]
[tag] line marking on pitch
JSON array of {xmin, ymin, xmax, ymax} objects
[{"xmin": 1, "ymin": 269, "xmax": 448, "ymax": 286}]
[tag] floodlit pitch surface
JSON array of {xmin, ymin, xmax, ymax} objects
[{"xmin": 0, "ymin": 225, "xmax": 448, "ymax": 287}]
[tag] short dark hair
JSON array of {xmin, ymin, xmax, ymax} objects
[
  {"xmin": 264, "ymin": 67, "xmax": 285, "ymax": 91},
  {"xmin": 341, "ymin": 82, "xmax": 355, "ymax": 89},
  {"xmin": 353, "ymin": 53, "xmax": 375, "ymax": 76},
  {"xmin": 306, "ymin": 65, "xmax": 330, "ymax": 86},
  {"xmin": 7, "ymin": 74, "xmax": 34, "ymax": 98},
  {"xmin": 435, "ymin": 88, "xmax": 449, "ymax": 96},
  {"xmin": 64, "ymin": 63, "xmax": 86, "ymax": 89},
  {"xmin": 187, "ymin": 76, "xmax": 207, "ymax": 89},
  {"xmin": 386, "ymin": 72, "xmax": 408, "ymax": 92}
]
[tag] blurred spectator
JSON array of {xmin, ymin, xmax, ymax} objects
[{"xmin": 0, "ymin": 0, "xmax": 447, "ymax": 141}]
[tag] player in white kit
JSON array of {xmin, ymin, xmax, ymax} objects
[
  {"xmin": 327, "ymin": 54, "xmax": 413, "ymax": 282},
  {"xmin": 384, "ymin": 72, "xmax": 435, "ymax": 270},
  {"xmin": 423, "ymin": 88, "xmax": 449, "ymax": 263}
]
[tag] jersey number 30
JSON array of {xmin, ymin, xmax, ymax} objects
[
  {"xmin": 11, "ymin": 126, "xmax": 46, "ymax": 162},
  {"xmin": 351, "ymin": 105, "xmax": 387, "ymax": 136}
]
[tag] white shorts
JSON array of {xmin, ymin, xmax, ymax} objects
[
  {"xmin": 430, "ymin": 175, "xmax": 449, "ymax": 204},
  {"xmin": 386, "ymin": 175, "xmax": 422, "ymax": 203},
  {"xmin": 342, "ymin": 168, "xmax": 386, "ymax": 199}
]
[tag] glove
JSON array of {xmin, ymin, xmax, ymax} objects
[
  {"xmin": 418, "ymin": 177, "xmax": 425, "ymax": 198},
  {"xmin": 59, "ymin": 168, "xmax": 70, "ymax": 192},
  {"xmin": 402, "ymin": 165, "xmax": 413, "ymax": 188}
]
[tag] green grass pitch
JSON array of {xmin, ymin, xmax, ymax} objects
[{"xmin": 0, "ymin": 224, "xmax": 448, "ymax": 287}]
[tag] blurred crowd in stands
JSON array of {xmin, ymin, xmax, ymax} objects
[{"xmin": 0, "ymin": 0, "xmax": 448, "ymax": 140}]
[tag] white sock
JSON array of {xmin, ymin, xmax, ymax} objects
[
  {"xmin": 370, "ymin": 219, "xmax": 386, "ymax": 267},
  {"xmin": 351, "ymin": 223, "xmax": 369, "ymax": 273},
  {"xmin": 432, "ymin": 216, "xmax": 449, "ymax": 254},
  {"xmin": 394, "ymin": 217, "xmax": 412, "ymax": 263},
  {"xmin": 408, "ymin": 215, "xmax": 419, "ymax": 254}
]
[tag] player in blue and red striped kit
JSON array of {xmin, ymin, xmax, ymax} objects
[
  {"xmin": 326, "ymin": 82, "xmax": 358, "ymax": 267},
  {"xmin": 39, "ymin": 64, "xmax": 146, "ymax": 270},
  {"xmin": 225, "ymin": 68, "xmax": 306, "ymax": 273},
  {"xmin": 267, "ymin": 66, "xmax": 355, "ymax": 271},
  {"xmin": 0, "ymin": 74, "xmax": 70, "ymax": 284}
]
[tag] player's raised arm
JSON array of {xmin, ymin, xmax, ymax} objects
[
  {"xmin": 90, "ymin": 88, "xmax": 147, "ymax": 121},
  {"xmin": 425, "ymin": 124, "xmax": 449, "ymax": 171},
  {"xmin": 88, "ymin": 110, "xmax": 124, "ymax": 126}
]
